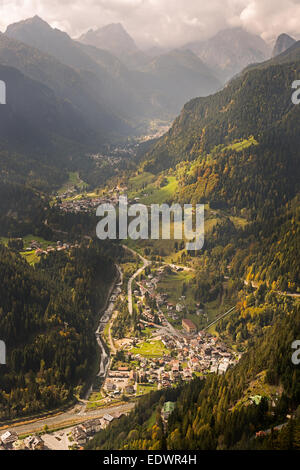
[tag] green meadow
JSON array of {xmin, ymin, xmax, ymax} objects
[{"xmin": 131, "ymin": 340, "xmax": 170, "ymax": 357}]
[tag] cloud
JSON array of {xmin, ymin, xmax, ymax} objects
[
  {"xmin": 0, "ymin": 0, "xmax": 299, "ymax": 48},
  {"xmin": 239, "ymin": 0, "xmax": 300, "ymax": 42}
]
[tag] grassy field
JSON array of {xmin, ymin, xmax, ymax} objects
[
  {"xmin": 128, "ymin": 172, "xmax": 155, "ymax": 193},
  {"xmin": 141, "ymin": 176, "xmax": 178, "ymax": 205},
  {"xmin": 1, "ymin": 234, "xmax": 52, "ymax": 249},
  {"xmin": 122, "ymin": 201, "xmax": 247, "ymax": 264},
  {"xmin": 86, "ymin": 398, "xmax": 123, "ymax": 411},
  {"xmin": 158, "ymin": 270, "xmax": 196, "ymax": 310},
  {"xmin": 146, "ymin": 409, "xmax": 157, "ymax": 430},
  {"xmin": 20, "ymin": 251, "xmax": 40, "ymax": 266},
  {"xmin": 129, "ymin": 175, "xmax": 178, "ymax": 205},
  {"xmin": 131, "ymin": 340, "xmax": 170, "ymax": 357},
  {"xmin": 125, "ymin": 231, "xmax": 184, "ymax": 261},
  {"xmin": 23, "ymin": 235, "xmax": 53, "ymax": 249},
  {"xmin": 224, "ymin": 136, "xmax": 258, "ymax": 153},
  {"xmin": 205, "ymin": 296, "xmax": 238, "ymax": 328},
  {"xmin": 1, "ymin": 234, "xmax": 54, "ymax": 266},
  {"xmin": 21, "ymin": 235, "xmax": 53, "ymax": 266},
  {"xmin": 137, "ymin": 383, "xmax": 158, "ymax": 396},
  {"xmin": 58, "ymin": 172, "xmax": 88, "ymax": 196},
  {"xmin": 88, "ymin": 391, "xmax": 105, "ymax": 402},
  {"xmin": 103, "ymin": 323, "xmax": 110, "ymax": 348},
  {"xmin": 232, "ymin": 370, "xmax": 281, "ymax": 411},
  {"xmin": 86, "ymin": 391, "xmax": 107, "ymax": 410}
]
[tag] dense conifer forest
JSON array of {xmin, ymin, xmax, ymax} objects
[{"xmin": 0, "ymin": 241, "xmax": 116, "ymax": 420}]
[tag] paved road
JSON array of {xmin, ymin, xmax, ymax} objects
[
  {"xmin": 2, "ymin": 402, "xmax": 134, "ymax": 436},
  {"xmin": 244, "ymin": 280, "xmax": 300, "ymax": 298},
  {"xmin": 122, "ymin": 245, "xmax": 151, "ymax": 315},
  {"xmin": 108, "ymin": 310, "xmax": 118, "ymax": 354},
  {"xmin": 276, "ymin": 291, "xmax": 300, "ymax": 298},
  {"xmin": 263, "ymin": 422, "xmax": 289, "ymax": 434}
]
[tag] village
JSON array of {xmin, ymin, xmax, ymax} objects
[
  {"xmin": 100, "ymin": 261, "xmax": 238, "ymax": 404},
  {"xmin": 55, "ymin": 185, "xmax": 128, "ymax": 214},
  {"xmin": 0, "ymin": 249, "xmax": 238, "ymax": 450},
  {"xmin": 103, "ymin": 329, "xmax": 237, "ymax": 397},
  {"xmin": 0, "ymin": 184, "xmax": 239, "ymax": 450}
]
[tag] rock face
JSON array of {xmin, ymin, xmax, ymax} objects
[
  {"xmin": 2, "ymin": 16, "xmax": 221, "ymax": 120},
  {"xmin": 79, "ymin": 23, "xmax": 139, "ymax": 58},
  {"xmin": 272, "ymin": 33, "xmax": 296, "ymax": 57},
  {"xmin": 185, "ymin": 27, "xmax": 271, "ymax": 83}
]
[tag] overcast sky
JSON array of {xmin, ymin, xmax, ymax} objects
[{"xmin": 0, "ymin": 0, "xmax": 300, "ymax": 48}]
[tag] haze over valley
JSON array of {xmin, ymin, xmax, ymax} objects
[{"xmin": 0, "ymin": 1, "xmax": 299, "ymax": 454}]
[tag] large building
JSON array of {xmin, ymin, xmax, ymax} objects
[
  {"xmin": 1, "ymin": 431, "xmax": 18, "ymax": 447},
  {"xmin": 182, "ymin": 318, "xmax": 197, "ymax": 334}
]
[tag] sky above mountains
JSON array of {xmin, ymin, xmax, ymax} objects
[{"xmin": 0, "ymin": 0, "xmax": 300, "ymax": 48}]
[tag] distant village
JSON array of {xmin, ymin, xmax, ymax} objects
[
  {"xmin": 23, "ymin": 238, "xmax": 79, "ymax": 257},
  {"xmin": 56, "ymin": 185, "xmax": 128, "ymax": 213}
]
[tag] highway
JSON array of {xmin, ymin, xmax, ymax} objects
[{"xmin": 0, "ymin": 402, "xmax": 134, "ymax": 436}]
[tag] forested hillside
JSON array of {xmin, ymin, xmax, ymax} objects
[
  {"xmin": 0, "ymin": 61, "xmax": 111, "ymax": 197},
  {"xmin": 0, "ymin": 241, "xmax": 116, "ymax": 420},
  {"xmin": 193, "ymin": 195, "xmax": 300, "ymax": 295},
  {"xmin": 87, "ymin": 39, "xmax": 300, "ymax": 452},
  {"xmin": 142, "ymin": 56, "xmax": 300, "ymax": 216}
]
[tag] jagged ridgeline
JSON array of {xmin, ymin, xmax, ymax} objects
[{"xmin": 141, "ymin": 48, "xmax": 300, "ymax": 214}]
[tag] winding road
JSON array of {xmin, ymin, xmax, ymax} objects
[{"xmin": 122, "ymin": 245, "xmax": 151, "ymax": 315}]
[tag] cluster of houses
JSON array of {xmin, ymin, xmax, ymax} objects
[
  {"xmin": 71, "ymin": 413, "xmax": 125, "ymax": 446},
  {"xmin": 103, "ymin": 368, "xmax": 136, "ymax": 397},
  {"xmin": 0, "ymin": 431, "xmax": 44, "ymax": 451},
  {"xmin": 110, "ymin": 266, "xmax": 238, "ymax": 393},
  {"xmin": 89, "ymin": 152, "xmax": 124, "ymax": 168},
  {"xmin": 57, "ymin": 196, "xmax": 107, "ymax": 213},
  {"xmin": 136, "ymin": 267, "xmax": 195, "ymax": 326},
  {"xmin": 0, "ymin": 412, "xmax": 127, "ymax": 450},
  {"xmin": 166, "ymin": 330, "xmax": 237, "ymax": 376},
  {"xmin": 24, "ymin": 239, "xmax": 78, "ymax": 257},
  {"xmin": 174, "ymin": 332, "xmax": 235, "ymax": 379},
  {"xmin": 100, "ymin": 328, "xmax": 237, "ymax": 398}
]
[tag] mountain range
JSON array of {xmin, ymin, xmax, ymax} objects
[
  {"xmin": 3, "ymin": 16, "xmax": 221, "ymax": 123},
  {"xmin": 0, "ymin": 16, "xmax": 298, "ymax": 195},
  {"xmin": 184, "ymin": 27, "xmax": 271, "ymax": 82},
  {"xmin": 79, "ymin": 23, "xmax": 139, "ymax": 59},
  {"xmin": 2, "ymin": 16, "xmax": 294, "ymax": 144},
  {"xmin": 78, "ymin": 23, "xmax": 273, "ymax": 83}
]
